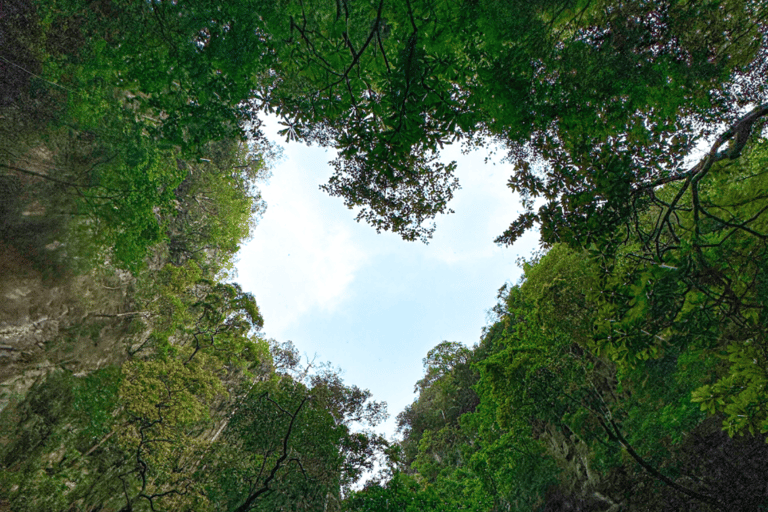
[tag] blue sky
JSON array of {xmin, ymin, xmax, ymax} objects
[{"xmin": 237, "ymin": 117, "xmax": 540, "ymax": 438}]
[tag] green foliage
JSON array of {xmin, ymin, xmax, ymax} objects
[
  {"xmin": 4, "ymin": 1, "xmax": 768, "ymax": 510},
  {"xmin": 343, "ymin": 472, "xmax": 444, "ymax": 512},
  {"xmin": 166, "ymin": 138, "xmax": 270, "ymax": 271},
  {"xmin": 206, "ymin": 371, "xmax": 386, "ymax": 512},
  {"xmin": 119, "ymin": 357, "xmax": 223, "ymax": 433},
  {"xmin": 0, "ymin": 316, "xmax": 376, "ymax": 512},
  {"xmin": 2, "ymin": 0, "xmax": 274, "ymax": 273},
  {"xmin": 262, "ymin": 0, "xmax": 765, "ymax": 244},
  {"xmin": 133, "ymin": 261, "xmax": 267, "ymax": 372},
  {"xmin": 30, "ymin": 0, "xmax": 764, "ymax": 245},
  {"xmin": 397, "ymin": 340, "xmax": 478, "ymax": 467},
  {"xmin": 590, "ymin": 137, "xmax": 768, "ymax": 439},
  {"xmin": 71, "ymin": 365, "xmax": 122, "ymax": 444},
  {"xmin": 614, "ymin": 347, "xmax": 714, "ymax": 470},
  {"xmin": 692, "ymin": 341, "xmax": 768, "ymax": 436},
  {"xmin": 35, "ymin": 0, "xmax": 266, "ymax": 149},
  {"xmin": 0, "ymin": 368, "xmax": 125, "ymax": 512},
  {"xmin": 390, "ymin": 237, "xmax": 768, "ymax": 510},
  {"xmin": 84, "ymin": 129, "xmax": 184, "ymax": 271}
]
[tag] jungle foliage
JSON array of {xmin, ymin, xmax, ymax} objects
[
  {"xmin": 1, "ymin": 0, "xmax": 768, "ymax": 510},
  {"xmin": 350, "ymin": 240, "xmax": 768, "ymax": 511}
]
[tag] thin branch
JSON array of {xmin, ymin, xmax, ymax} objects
[
  {"xmin": 0, "ymin": 55, "xmax": 75, "ymax": 93},
  {"xmin": 1, "ymin": 162, "xmax": 86, "ymax": 189},
  {"xmin": 376, "ymin": 29, "xmax": 391, "ymax": 73},
  {"xmin": 320, "ymin": 0, "xmax": 385, "ymax": 94}
]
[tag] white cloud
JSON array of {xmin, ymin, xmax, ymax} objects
[{"xmin": 238, "ymin": 125, "xmax": 368, "ymax": 337}]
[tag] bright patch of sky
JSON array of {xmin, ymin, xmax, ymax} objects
[{"xmin": 237, "ymin": 116, "xmax": 540, "ymax": 439}]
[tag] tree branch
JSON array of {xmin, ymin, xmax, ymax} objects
[
  {"xmin": 233, "ymin": 395, "xmax": 310, "ymax": 512},
  {"xmin": 597, "ymin": 416, "xmax": 726, "ymax": 511},
  {"xmin": 636, "ymin": 102, "xmax": 768, "ymax": 192}
]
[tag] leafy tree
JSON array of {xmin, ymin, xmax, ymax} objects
[
  {"xmin": 390, "ymin": 327, "xmax": 563, "ymax": 511},
  {"xmin": 206, "ymin": 370, "xmax": 387, "ymax": 512},
  {"xmin": 397, "ymin": 341, "xmax": 477, "ymax": 466},
  {"xmin": 343, "ymin": 472, "xmax": 444, "ymax": 512},
  {"xmin": 0, "ymin": 309, "xmax": 380, "ymax": 512},
  {"xmin": 480, "ymin": 246, "xmax": 737, "ymax": 510},
  {"xmin": 165, "ymin": 138, "xmax": 271, "ymax": 270}
]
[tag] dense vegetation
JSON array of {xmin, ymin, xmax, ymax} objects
[
  {"xmin": 0, "ymin": 1, "xmax": 385, "ymax": 510},
  {"xmin": 1, "ymin": 0, "xmax": 767, "ymax": 510},
  {"xmin": 357, "ymin": 241, "xmax": 768, "ymax": 511}
]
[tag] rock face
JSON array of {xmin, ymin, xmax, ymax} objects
[
  {"xmin": 0, "ymin": 137, "xmax": 148, "ymax": 410},
  {"xmin": 0, "ymin": 242, "xmax": 140, "ymax": 412}
]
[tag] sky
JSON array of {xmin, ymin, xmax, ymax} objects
[{"xmin": 236, "ymin": 116, "xmax": 540, "ymax": 439}]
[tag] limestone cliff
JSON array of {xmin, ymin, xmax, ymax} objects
[{"xmin": 0, "ymin": 243, "xmax": 145, "ymax": 412}]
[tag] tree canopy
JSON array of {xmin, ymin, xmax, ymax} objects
[
  {"xmin": 27, "ymin": 0, "xmax": 767, "ymax": 245},
  {"xmin": 2, "ymin": 0, "xmax": 768, "ymax": 510}
]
